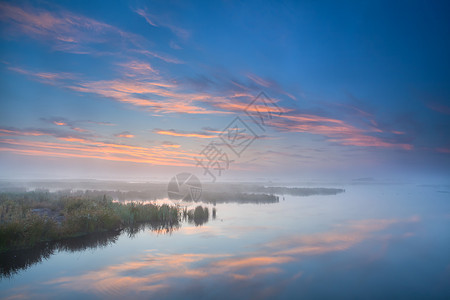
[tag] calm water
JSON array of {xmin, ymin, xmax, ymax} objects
[{"xmin": 1, "ymin": 184, "xmax": 449, "ymax": 299}]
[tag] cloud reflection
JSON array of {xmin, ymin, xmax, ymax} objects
[{"xmin": 43, "ymin": 216, "xmax": 420, "ymax": 297}]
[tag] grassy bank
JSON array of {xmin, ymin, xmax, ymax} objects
[{"xmin": 0, "ymin": 191, "xmax": 180, "ymax": 252}]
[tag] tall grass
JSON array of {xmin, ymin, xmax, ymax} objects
[{"xmin": 0, "ymin": 192, "xmax": 180, "ymax": 252}]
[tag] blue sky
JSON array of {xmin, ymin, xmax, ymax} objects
[{"xmin": 0, "ymin": 0, "xmax": 449, "ymax": 182}]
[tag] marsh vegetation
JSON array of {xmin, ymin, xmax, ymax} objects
[
  {"xmin": 0, "ymin": 181, "xmax": 345, "ymax": 253},
  {"xmin": 0, "ymin": 191, "xmax": 190, "ymax": 252}
]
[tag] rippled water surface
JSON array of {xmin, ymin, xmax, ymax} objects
[{"xmin": 1, "ymin": 184, "xmax": 449, "ymax": 299}]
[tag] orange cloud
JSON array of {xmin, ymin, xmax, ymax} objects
[
  {"xmin": 0, "ymin": 136, "xmax": 197, "ymax": 167},
  {"xmin": 268, "ymin": 113, "xmax": 413, "ymax": 150},
  {"xmin": 155, "ymin": 130, "xmax": 217, "ymax": 139},
  {"xmin": 208, "ymin": 96, "xmax": 290, "ymax": 115},
  {"xmin": 68, "ymin": 79, "xmax": 231, "ymax": 115},
  {"xmin": 0, "ymin": 128, "xmax": 46, "ymax": 136},
  {"xmin": 71, "ymin": 127, "xmax": 88, "ymax": 132},
  {"xmin": 117, "ymin": 134, "xmax": 134, "ymax": 138},
  {"xmin": 53, "ymin": 121, "xmax": 67, "ymax": 126},
  {"xmin": 114, "ymin": 131, "xmax": 134, "ymax": 138}
]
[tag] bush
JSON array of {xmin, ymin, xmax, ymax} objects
[{"xmin": 183, "ymin": 206, "xmax": 209, "ymax": 226}]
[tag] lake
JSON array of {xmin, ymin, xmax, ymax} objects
[{"xmin": 1, "ymin": 183, "xmax": 449, "ymax": 299}]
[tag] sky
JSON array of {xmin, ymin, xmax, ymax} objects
[{"xmin": 0, "ymin": 0, "xmax": 449, "ymax": 183}]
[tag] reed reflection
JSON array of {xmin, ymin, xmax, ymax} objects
[
  {"xmin": 0, "ymin": 223, "xmax": 181, "ymax": 279},
  {"xmin": 42, "ymin": 215, "xmax": 420, "ymax": 298}
]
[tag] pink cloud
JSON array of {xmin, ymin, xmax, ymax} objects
[
  {"xmin": 155, "ymin": 129, "xmax": 217, "ymax": 139},
  {"xmin": 114, "ymin": 131, "xmax": 135, "ymax": 138},
  {"xmin": 0, "ymin": 136, "xmax": 196, "ymax": 167},
  {"xmin": 247, "ymin": 73, "xmax": 272, "ymax": 88},
  {"xmin": 134, "ymin": 8, "xmax": 190, "ymax": 40},
  {"xmin": 269, "ymin": 113, "xmax": 413, "ymax": 150},
  {"xmin": 436, "ymin": 147, "xmax": 450, "ymax": 154}
]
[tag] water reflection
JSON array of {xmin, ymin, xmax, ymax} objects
[
  {"xmin": 0, "ymin": 205, "xmax": 215, "ymax": 278},
  {"xmin": 0, "ymin": 223, "xmax": 184, "ymax": 278},
  {"xmin": 183, "ymin": 206, "xmax": 211, "ymax": 226},
  {"xmin": 40, "ymin": 215, "xmax": 421, "ymax": 298},
  {"xmin": 123, "ymin": 222, "xmax": 181, "ymax": 238},
  {"xmin": 0, "ymin": 231, "xmax": 120, "ymax": 279},
  {"xmin": 2, "ymin": 184, "xmax": 449, "ymax": 299}
]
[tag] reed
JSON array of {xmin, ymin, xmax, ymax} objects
[{"xmin": 0, "ymin": 191, "xmax": 180, "ymax": 252}]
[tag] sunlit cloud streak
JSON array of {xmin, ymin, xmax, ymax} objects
[
  {"xmin": 7, "ymin": 66, "xmax": 75, "ymax": 85},
  {"xmin": 114, "ymin": 131, "xmax": 134, "ymax": 138},
  {"xmin": 8, "ymin": 64, "xmax": 231, "ymax": 115},
  {"xmin": 0, "ymin": 128, "xmax": 47, "ymax": 137},
  {"xmin": 0, "ymin": 2, "xmax": 176, "ymax": 61},
  {"xmin": 246, "ymin": 73, "xmax": 296, "ymax": 100},
  {"xmin": 134, "ymin": 8, "xmax": 190, "ymax": 40},
  {"xmin": 0, "ymin": 2, "xmax": 126, "ymax": 54},
  {"xmin": 0, "ymin": 138, "xmax": 195, "ymax": 167},
  {"xmin": 117, "ymin": 60, "xmax": 159, "ymax": 78},
  {"xmin": 134, "ymin": 8, "xmax": 158, "ymax": 27},
  {"xmin": 0, "ymin": 1, "xmax": 418, "ymax": 154},
  {"xmin": 0, "ymin": 126, "xmax": 95, "ymax": 140},
  {"xmin": 247, "ymin": 73, "xmax": 272, "ymax": 88},
  {"xmin": 269, "ymin": 114, "xmax": 413, "ymax": 150},
  {"xmin": 154, "ymin": 129, "xmax": 217, "ymax": 139},
  {"xmin": 8, "ymin": 62, "xmax": 413, "ymax": 151},
  {"xmin": 205, "ymin": 95, "xmax": 412, "ymax": 149},
  {"xmin": 0, "ymin": 127, "xmax": 197, "ymax": 167},
  {"xmin": 68, "ymin": 79, "xmax": 232, "ymax": 115},
  {"xmin": 0, "ymin": 0, "xmax": 448, "ymax": 179},
  {"xmin": 40, "ymin": 117, "xmax": 93, "ymax": 133},
  {"xmin": 136, "ymin": 49, "xmax": 184, "ymax": 64},
  {"xmin": 161, "ymin": 141, "xmax": 181, "ymax": 148}
]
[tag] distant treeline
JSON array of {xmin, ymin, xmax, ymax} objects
[
  {"xmin": 0, "ymin": 181, "xmax": 345, "ymax": 203},
  {"xmin": 200, "ymin": 184, "xmax": 345, "ymax": 199},
  {"xmin": 200, "ymin": 191, "xmax": 279, "ymax": 204},
  {"xmin": 254, "ymin": 186, "xmax": 345, "ymax": 196}
]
